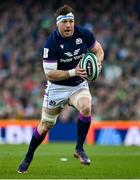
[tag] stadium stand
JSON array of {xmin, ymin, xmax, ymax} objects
[{"xmin": 0, "ymin": 0, "xmax": 139, "ymax": 120}]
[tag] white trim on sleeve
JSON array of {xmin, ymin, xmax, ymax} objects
[{"xmin": 43, "ymin": 62, "xmax": 57, "ymax": 74}]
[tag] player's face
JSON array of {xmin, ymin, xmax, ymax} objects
[{"xmin": 57, "ymin": 19, "xmax": 74, "ymax": 38}]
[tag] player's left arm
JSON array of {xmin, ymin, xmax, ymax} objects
[
  {"xmin": 81, "ymin": 27, "xmax": 104, "ymax": 65},
  {"xmin": 90, "ymin": 40, "xmax": 104, "ymax": 63}
]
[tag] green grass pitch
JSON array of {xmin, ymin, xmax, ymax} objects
[{"xmin": 0, "ymin": 143, "xmax": 140, "ymax": 179}]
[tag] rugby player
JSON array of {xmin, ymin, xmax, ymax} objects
[{"xmin": 18, "ymin": 4, "xmax": 104, "ymax": 173}]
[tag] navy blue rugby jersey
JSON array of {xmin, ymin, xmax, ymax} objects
[{"xmin": 43, "ymin": 26, "xmax": 96, "ymax": 86}]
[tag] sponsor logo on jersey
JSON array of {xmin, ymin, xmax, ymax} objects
[
  {"xmin": 64, "ymin": 52, "xmax": 73, "ymax": 57},
  {"xmin": 76, "ymin": 38, "xmax": 82, "ymax": 44},
  {"xmin": 64, "ymin": 49, "xmax": 80, "ymax": 57},
  {"xmin": 60, "ymin": 54, "xmax": 84, "ymax": 63},
  {"xmin": 74, "ymin": 49, "xmax": 80, "ymax": 55}
]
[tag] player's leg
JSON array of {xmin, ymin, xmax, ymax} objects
[
  {"xmin": 24, "ymin": 107, "xmax": 61, "ymax": 162},
  {"xmin": 69, "ymin": 89, "xmax": 92, "ymax": 165},
  {"xmin": 17, "ymin": 107, "xmax": 61, "ymax": 173}
]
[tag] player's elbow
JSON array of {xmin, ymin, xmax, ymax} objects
[
  {"xmin": 96, "ymin": 43, "xmax": 104, "ymax": 61},
  {"xmin": 100, "ymin": 48, "xmax": 104, "ymax": 61},
  {"xmin": 92, "ymin": 41, "xmax": 104, "ymax": 62}
]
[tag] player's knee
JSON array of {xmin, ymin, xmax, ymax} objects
[
  {"xmin": 40, "ymin": 122, "xmax": 50, "ymax": 134},
  {"xmin": 80, "ymin": 104, "xmax": 91, "ymax": 116},
  {"xmin": 41, "ymin": 111, "xmax": 58, "ymax": 129},
  {"xmin": 37, "ymin": 121, "xmax": 53, "ymax": 136}
]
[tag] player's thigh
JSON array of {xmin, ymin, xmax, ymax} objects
[
  {"xmin": 41, "ymin": 106, "xmax": 62, "ymax": 123},
  {"xmin": 69, "ymin": 89, "xmax": 92, "ymax": 112},
  {"xmin": 42, "ymin": 106, "xmax": 62, "ymax": 116}
]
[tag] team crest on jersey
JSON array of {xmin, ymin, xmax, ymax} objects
[
  {"xmin": 64, "ymin": 49, "xmax": 80, "ymax": 57},
  {"xmin": 76, "ymin": 38, "xmax": 82, "ymax": 44}
]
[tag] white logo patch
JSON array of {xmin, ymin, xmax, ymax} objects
[
  {"xmin": 60, "ymin": 44, "xmax": 64, "ymax": 49},
  {"xmin": 76, "ymin": 38, "xmax": 82, "ymax": 44},
  {"xmin": 74, "ymin": 49, "xmax": 80, "ymax": 55},
  {"xmin": 43, "ymin": 48, "xmax": 49, "ymax": 58},
  {"xmin": 64, "ymin": 52, "xmax": 73, "ymax": 57},
  {"xmin": 65, "ymin": 49, "xmax": 80, "ymax": 57}
]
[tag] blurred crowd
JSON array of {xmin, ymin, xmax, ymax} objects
[{"xmin": 0, "ymin": 0, "xmax": 140, "ymax": 121}]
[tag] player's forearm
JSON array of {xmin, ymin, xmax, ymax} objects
[{"xmin": 46, "ymin": 70, "xmax": 70, "ymax": 81}]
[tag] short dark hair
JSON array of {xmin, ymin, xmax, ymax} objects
[{"xmin": 54, "ymin": 4, "xmax": 74, "ymax": 18}]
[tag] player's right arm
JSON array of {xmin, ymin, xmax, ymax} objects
[
  {"xmin": 45, "ymin": 67, "xmax": 87, "ymax": 81},
  {"xmin": 43, "ymin": 38, "xmax": 87, "ymax": 81},
  {"xmin": 43, "ymin": 59, "xmax": 87, "ymax": 81}
]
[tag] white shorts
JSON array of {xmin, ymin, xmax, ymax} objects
[{"xmin": 43, "ymin": 81, "xmax": 89, "ymax": 109}]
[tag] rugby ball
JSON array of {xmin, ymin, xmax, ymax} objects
[{"xmin": 80, "ymin": 53, "xmax": 100, "ymax": 81}]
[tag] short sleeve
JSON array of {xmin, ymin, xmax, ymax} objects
[
  {"xmin": 81, "ymin": 28, "xmax": 96, "ymax": 49},
  {"xmin": 43, "ymin": 36, "xmax": 57, "ymax": 62}
]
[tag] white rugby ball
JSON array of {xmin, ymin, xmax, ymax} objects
[{"xmin": 80, "ymin": 53, "xmax": 100, "ymax": 81}]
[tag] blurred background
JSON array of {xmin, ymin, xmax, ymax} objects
[{"xmin": 0, "ymin": 0, "xmax": 140, "ymax": 122}]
